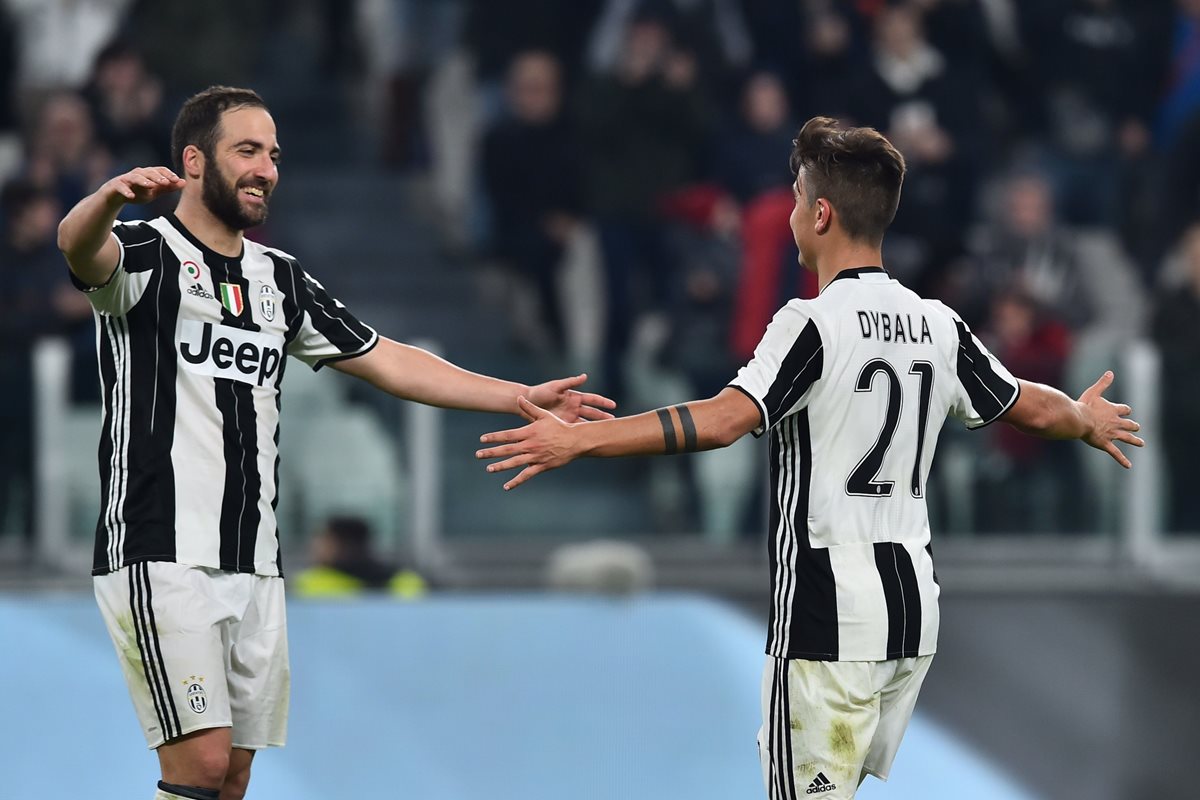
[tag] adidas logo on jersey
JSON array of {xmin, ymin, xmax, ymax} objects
[
  {"xmin": 187, "ymin": 283, "xmax": 216, "ymax": 300},
  {"xmin": 805, "ymin": 772, "xmax": 837, "ymax": 794},
  {"xmin": 179, "ymin": 319, "xmax": 284, "ymax": 387}
]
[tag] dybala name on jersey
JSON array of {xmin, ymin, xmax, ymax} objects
[
  {"xmin": 178, "ymin": 319, "xmax": 284, "ymax": 387},
  {"xmin": 856, "ymin": 310, "xmax": 933, "ymax": 345}
]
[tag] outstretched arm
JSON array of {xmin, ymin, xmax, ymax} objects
[
  {"xmin": 57, "ymin": 166, "xmax": 185, "ymax": 286},
  {"xmin": 1001, "ymin": 371, "xmax": 1144, "ymax": 468},
  {"xmin": 331, "ymin": 337, "xmax": 615, "ymax": 422},
  {"xmin": 477, "ymin": 386, "xmax": 762, "ymax": 490}
]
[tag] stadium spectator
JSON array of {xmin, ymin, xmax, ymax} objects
[
  {"xmin": 481, "ymin": 50, "xmax": 583, "ymax": 351},
  {"xmin": 82, "ymin": 40, "xmax": 171, "ymax": 168},
  {"xmin": 966, "ymin": 171, "xmax": 1144, "ymax": 340},
  {"xmin": 1151, "ymin": 223, "xmax": 1200, "ymax": 531},
  {"xmin": 0, "ymin": 179, "xmax": 93, "ymax": 543},
  {"xmin": 1, "ymin": 0, "xmax": 131, "ymax": 100},
  {"xmin": 578, "ymin": 10, "xmax": 711, "ymax": 399},
  {"xmin": 975, "ymin": 289, "xmax": 1082, "ymax": 533},
  {"xmin": 1017, "ymin": 0, "xmax": 1171, "ymax": 226},
  {"xmin": 24, "ymin": 91, "xmax": 112, "ymax": 213},
  {"xmin": 1155, "ymin": 0, "xmax": 1200, "ymax": 149},
  {"xmin": 586, "ymin": 0, "xmax": 752, "ymax": 101},
  {"xmin": 712, "ymin": 70, "xmax": 813, "ymax": 361},
  {"xmin": 846, "ymin": 3, "xmax": 979, "ymax": 283},
  {"xmin": 293, "ymin": 516, "xmax": 429, "ymax": 598}
]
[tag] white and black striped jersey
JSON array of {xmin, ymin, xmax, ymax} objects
[
  {"xmin": 730, "ymin": 267, "xmax": 1020, "ymax": 662},
  {"xmin": 74, "ymin": 214, "xmax": 378, "ymax": 577}
]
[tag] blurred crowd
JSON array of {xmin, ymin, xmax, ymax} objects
[{"xmin": 3, "ymin": 0, "xmax": 1200, "ymax": 548}]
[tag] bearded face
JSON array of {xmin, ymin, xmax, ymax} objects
[{"xmin": 201, "ymin": 153, "xmax": 271, "ymax": 231}]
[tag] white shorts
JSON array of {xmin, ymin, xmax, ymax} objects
[
  {"xmin": 94, "ymin": 561, "xmax": 290, "ymax": 750},
  {"xmin": 757, "ymin": 654, "xmax": 933, "ymax": 799}
]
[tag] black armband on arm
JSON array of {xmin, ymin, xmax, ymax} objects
[
  {"xmin": 656, "ymin": 408, "xmax": 679, "ymax": 454},
  {"xmin": 674, "ymin": 405, "xmax": 698, "ymax": 452}
]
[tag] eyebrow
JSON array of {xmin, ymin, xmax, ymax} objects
[{"xmin": 231, "ymin": 139, "xmax": 282, "ymax": 157}]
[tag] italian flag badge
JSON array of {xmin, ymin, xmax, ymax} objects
[{"xmin": 219, "ymin": 283, "xmax": 245, "ymax": 316}]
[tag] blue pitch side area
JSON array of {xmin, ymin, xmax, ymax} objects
[{"xmin": 0, "ymin": 593, "xmax": 1037, "ymax": 799}]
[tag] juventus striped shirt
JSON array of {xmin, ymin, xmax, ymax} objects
[
  {"xmin": 730, "ymin": 267, "xmax": 1020, "ymax": 661},
  {"xmin": 74, "ymin": 214, "xmax": 379, "ymax": 577}
]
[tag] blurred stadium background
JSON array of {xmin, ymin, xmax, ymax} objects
[{"xmin": 1, "ymin": 1, "xmax": 1198, "ymax": 798}]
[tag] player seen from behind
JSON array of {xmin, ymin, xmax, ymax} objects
[{"xmin": 476, "ymin": 116, "xmax": 1144, "ymax": 799}]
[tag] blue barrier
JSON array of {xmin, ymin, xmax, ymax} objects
[{"xmin": 0, "ymin": 592, "xmax": 1036, "ymax": 799}]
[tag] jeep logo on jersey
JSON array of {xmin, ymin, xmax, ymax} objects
[
  {"xmin": 179, "ymin": 319, "xmax": 283, "ymax": 387},
  {"xmin": 259, "ymin": 284, "xmax": 276, "ymax": 322}
]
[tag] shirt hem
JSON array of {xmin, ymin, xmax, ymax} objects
[
  {"xmin": 966, "ymin": 380, "xmax": 1022, "ymax": 431},
  {"xmin": 312, "ymin": 333, "xmax": 380, "ymax": 371}
]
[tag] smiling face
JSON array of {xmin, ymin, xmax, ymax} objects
[{"xmin": 193, "ymin": 106, "xmax": 280, "ymax": 231}]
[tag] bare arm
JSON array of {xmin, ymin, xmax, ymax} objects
[
  {"xmin": 57, "ymin": 166, "xmax": 184, "ymax": 287},
  {"xmin": 331, "ymin": 337, "xmax": 615, "ymax": 422},
  {"xmin": 1001, "ymin": 371, "xmax": 1144, "ymax": 468},
  {"xmin": 477, "ymin": 387, "xmax": 763, "ymax": 490}
]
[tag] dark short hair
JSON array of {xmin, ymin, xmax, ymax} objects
[
  {"xmin": 789, "ymin": 116, "xmax": 906, "ymax": 245},
  {"xmin": 170, "ymin": 86, "xmax": 268, "ymax": 172}
]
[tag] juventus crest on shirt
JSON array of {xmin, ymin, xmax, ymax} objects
[
  {"xmin": 730, "ymin": 267, "xmax": 1020, "ymax": 662},
  {"xmin": 75, "ymin": 215, "xmax": 378, "ymax": 577}
]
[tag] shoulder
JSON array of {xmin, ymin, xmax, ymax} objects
[
  {"xmin": 248, "ymin": 237, "xmax": 302, "ymax": 269},
  {"xmin": 112, "ymin": 217, "xmax": 165, "ymax": 247}
]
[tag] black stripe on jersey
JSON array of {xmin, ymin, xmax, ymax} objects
[
  {"xmin": 777, "ymin": 660, "xmax": 796, "ymax": 800},
  {"xmin": 762, "ymin": 319, "xmax": 823, "ymax": 427},
  {"xmin": 94, "ymin": 315, "xmax": 121, "ymax": 572},
  {"xmin": 768, "ymin": 661, "xmax": 790, "ymax": 800},
  {"xmin": 787, "ymin": 412, "xmax": 838, "ymax": 659},
  {"xmin": 874, "ymin": 542, "xmax": 922, "ymax": 659},
  {"xmin": 70, "ymin": 222, "xmax": 161, "ymax": 291},
  {"xmin": 210, "ymin": 255, "xmax": 264, "ymax": 572},
  {"xmin": 954, "ymin": 319, "xmax": 1018, "ymax": 427},
  {"xmin": 129, "ymin": 564, "xmax": 176, "ymax": 740},
  {"xmin": 120, "ymin": 240, "xmax": 181, "ymax": 565},
  {"xmin": 139, "ymin": 562, "xmax": 183, "ymax": 737},
  {"xmin": 295, "ymin": 264, "xmax": 374, "ymax": 366}
]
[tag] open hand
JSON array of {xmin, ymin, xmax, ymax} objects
[
  {"xmin": 1079, "ymin": 371, "xmax": 1144, "ymax": 468},
  {"xmin": 478, "ymin": 397, "xmax": 581, "ymax": 490},
  {"xmin": 525, "ymin": 373, "xmax": 615, "ymax": 423},
  {"xmin": 103, "ymin": 166, "xmax": 185, "ymax": 206}
]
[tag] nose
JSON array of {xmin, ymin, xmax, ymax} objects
[{"xmin": 252, "ymin": 154, "xmax": 278, "ymax": 184}]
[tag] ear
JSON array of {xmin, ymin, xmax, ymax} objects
[
  {"xmin": 182, "ymin": 144, "xmax": 204, "ymax": 181},
  {"xmin": 815, "ymin": 198, "xmax": 832, "ymax": 235}
]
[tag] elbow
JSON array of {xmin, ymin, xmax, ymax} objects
[
  {"xmin": 709, "ymin": 417, "xmax": 745, "ymax": 449},
  {"xmin": 56, "ymin": 219, "xmax": 73, "ymax": 256}
]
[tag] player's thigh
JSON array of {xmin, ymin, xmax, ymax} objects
[
  {"xmin": 862, "ymin": 654, "xmax": 934, "ymax": 781},
  {"xmin": 227, "ymin": 575, "xmax": 290, "ymax": 749},
  {"xmin": 758, "ymin": 656, "xmax": 880, "ymax": 800},
  {"xmin": 94, "ymin": 562, "xmax": 234, "ymax": 748}
]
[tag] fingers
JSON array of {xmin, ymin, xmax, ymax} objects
[
  {"xmin": 1121, "ymin": 417, "xmax": 1141, "ymax": 432},
  {"xmin": 1115, "ymin": 403, "xmax": 1132, "ymax": 416},
  {"xmin": 1104, "ymin": 441, "xmax": 1132, "ymax": 469},
  {"xmin": 484, "ymin": 453, "xmax": 536, "ymax": 474},
  {"xmin": 1114, "ymin": 430, "xmax": 1145, "ymax": 448},
  {"xmin": 479, "ymin": 427, "xmax": 527, "ymax": 445},
  {"xmin": 577, "ymin": 405, "xmax": 615, "ymax": 421},
  {"xmin": 548, "ymin": 373, "xmax": 588, "ymax": 392},
  {"xmin": 1080, "ymin": 370, "xmax": 1114, "ymax": 402},
  {"xmin": 475, "ymin": 443, "xmax": 526, "ymax": 460},
  {"xmin": 518, "ymin": 395, "xmax": 552, "ymax": 420},
  {"xmin": 504, "ymin": 464, "xmax": 546, "ymax": 491},
  {"xmin": 576, "ymin": 391, "xmax": 617, "ymax": 410}
]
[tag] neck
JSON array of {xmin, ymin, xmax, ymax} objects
[
  {"xmin": 811, "ymin": 241, "xmax": 886, "ymax": 291},
  {"xmin": 174, "ymin": 194, "xmax": 244, "ymax": 257}
]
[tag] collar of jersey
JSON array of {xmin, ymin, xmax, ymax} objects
[
  {"xmin": 167, "ymin": 213, "xmax": 245, "ymax": 262},
  {"xmin": 821, "ymin": 266, "xmax": 890, "ymax": 293}
]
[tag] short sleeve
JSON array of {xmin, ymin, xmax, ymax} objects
[
  {"xmin": 283, "ymin": 266, "xmax": 379, "ymax": 370},
  {"xmin": 70, "ymin": 221, "xmax": 160, "ymax": 316},
  {"xmin": 947, "ymin": 314, "xmax": 1021, "ymax": 429},
  {"xmin": 728, "ymin": 302, "xmax": 824, "ymax": 437}
]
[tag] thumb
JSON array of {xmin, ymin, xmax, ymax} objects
[
  {"xmin": 518, "ymin": 395, "xmax": 551, "ymax": 419},
  {"xmin": 1080, "ymin": 371, "xmax": 1114, "ymax": 403},
  {"xmin": 549, "ymin": 373, "xmax": 588, "ymax": 392}
]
